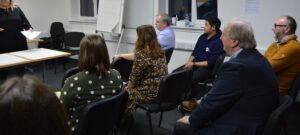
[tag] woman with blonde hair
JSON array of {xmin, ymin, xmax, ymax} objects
[{"xmin": 115, "ymin": 25, "xmax": 168, "ymax": 112}]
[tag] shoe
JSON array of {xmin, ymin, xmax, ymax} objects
[{"xmin": 181, "ymin": 99, "xmax": 198, "ymax": 112}]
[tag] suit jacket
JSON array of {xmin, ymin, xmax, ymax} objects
[{"xmin": 189, "ymin": 49, "xmax": 279, "ymax": 135}]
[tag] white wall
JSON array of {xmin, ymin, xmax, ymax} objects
[
  {"xmin": 15, "ymin": 0, "xmax": 69, "ymax": 36},
  {"xmin": 14, "ymin": 0, "xmax": 197, "ymax": 71},
  {"xmin": 16, "ymin": 0, "xmax": 300, "ymax": 72},
  {"xmin": 218, "ymin": 0, "xmax": 300, "ymax": 51}
]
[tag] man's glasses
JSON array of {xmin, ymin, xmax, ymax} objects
[{"xmin": 274, "ymin": 24, "xmax": 287, "ymax": 28}]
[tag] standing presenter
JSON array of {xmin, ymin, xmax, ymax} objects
[
  {"xmin": 0, "ymin": 0, "xmax": 33, "ymax": 79},
  {"xmin": 0, "ymin": 0, "xmax": 32, "ymax": 53}
]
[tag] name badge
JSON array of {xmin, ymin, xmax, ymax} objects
[{"xmin": 205, "ymin": 47, "xmax": 210, "ymax": 52}]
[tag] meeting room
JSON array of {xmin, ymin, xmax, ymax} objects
[{"xmin": 0, "ymin": 0, "xmax": 299, "ymax": 135}]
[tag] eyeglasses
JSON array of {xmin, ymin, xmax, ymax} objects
[{"xmin": 274, "ymin": 24, "xmax": 287, "ymax": 28}]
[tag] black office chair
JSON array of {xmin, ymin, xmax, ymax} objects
[
  {"xmin": 62, "ymin": 32, "xmax": 85, "ymax": 69},
  {"xmin": 111, "ymin": 57, "xmax": 133, "ymax": 82},
  {"xmin": 63, "ymin": 32, "xmax": 85, "ymax": 54},
  {"xmin": 262, "ymin": 95, "xmax": 293, "ymax": 135},
  {"xmin": 39, "ymin": 22, "xmax": 66, "ymax": 73},
  {"xmin": 136, "ymin": 69, "xmax": 191, "ymax": 135},
  {"xmin": 172, "ymin": 53, "xmax": 226, "ymax": 100},
  {"xmin": 197, "ymin": 53, "xmax": 226, "ymax": 91},
  {"xmin": 76, "ymin": 90, "xmax": 129, "ymax": 135},
  {"xmin": 61, "ymin": 66, "xmax": 79, "ymax": 88},
  {"xmin": 50, "ymin": 22, "xmax": 66, "ymax": 49},
  {"xmin": 39, "ymin": 22, "xmax": 66, "ymax": 50},
  {"xmin": 164, "ymin": 48, "xmax": 174, "ymax": 64}
]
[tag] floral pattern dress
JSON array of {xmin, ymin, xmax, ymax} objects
[
  {"xmin": 60, "ymin": 69, "xmax": 123, "ymax": 133},
  {"xmin": 126, "ymin": 50, "xmax": 168, "ymax": 112}
]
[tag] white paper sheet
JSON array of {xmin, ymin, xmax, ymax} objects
[
  {"xmin": 0, "ymin": 54, "xmax": 28, "ymax": 66},
  {"xmin": 10, "ymin": 48, "xmax": 69, "ymax": 60},
  {"xmin": 21, "ymin": 31, "xmax": 41, "ymax": 40}
]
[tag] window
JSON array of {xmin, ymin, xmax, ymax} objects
[
  {"xmin": 168, "ymin": 0, "xmax": 191, "ymax": 21},
  {"xmin": 70, "ymin": 0, "xmax": 99, "ymax": 22},
  {"xmin": 168, "ymin": 0, "xmax": 218, "ymax": 25},
  {"xmin": 80, "ymin": 0, "xmax": 99, "ymax": 17}
]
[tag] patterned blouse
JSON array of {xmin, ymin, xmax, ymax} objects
[
  {"xmin": 126, "ymin": 50, "xmax": 168, "ymax": 112},
  {"xmin": 60, "ymin": 69, "xmax": 123, "ymax": 133}
]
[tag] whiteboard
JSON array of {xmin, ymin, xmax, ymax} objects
[
  {"xmin": 96, "ymin": 0, "xmax": 125, "ymax": 34},
  {"xmin": 218, "ymin": 0, "xmax": 300, "ymax": 51},
  {"xmin": 123, "ymin": 0, "xmax": 154, "ymax": 28}
]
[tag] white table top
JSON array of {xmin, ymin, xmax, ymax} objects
[{"xmin": 0, "ymin": 48, "xmax": 71, "ymax": 69}]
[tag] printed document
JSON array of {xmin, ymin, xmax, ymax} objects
[{"xmin": 21, "ymin": 30, "xmax": 41, "ymax": 40}]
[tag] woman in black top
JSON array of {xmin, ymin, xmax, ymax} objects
[
  {"xmin": 0, "ymin": 0, "xmax": 32, "ymax": 80},
  {"xmin": 0, "ymin": 0, "xmax": 32, "ymax": 53}
]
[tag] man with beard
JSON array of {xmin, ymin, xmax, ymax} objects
[{"xmin": 264, "ymin": 15, "xmax": 300, "ymax": 96}]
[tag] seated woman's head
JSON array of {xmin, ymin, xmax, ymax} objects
[
  {"xmin": 135, "ymin": 25, "xmax": 164, "ymax": 59},
  {"xmin": 0, "ymin": 75, "xmax": 70, "ymax": 135},
  {"xmin": 79, "ymin": 34, "xmax": 110, "ymax": 76}
]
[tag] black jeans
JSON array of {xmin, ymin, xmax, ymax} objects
[
  {"xmin": 172, "ymin": 122, "xmax": 194, "ymax": 135},
  {"xmin": 173, "ymin": 65, "xmax": 211, "ymax": 99}
]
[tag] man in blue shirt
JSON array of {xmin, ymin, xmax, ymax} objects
[
  {"xmin": 155, "ymin": 13, "xmax": 176, "ymax": 50},
  {"xmin": 113, "ymin": 13, "xmax": 175, "ymax": 62},
  {"xmin": 180, "ymin": 16, "xmax": 224, "ymax": 111}
]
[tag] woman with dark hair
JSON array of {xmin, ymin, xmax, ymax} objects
[
  {"xmin": 115, "ymin": 25, "xmax": 168, "ymax": 112},
  {"xmin": 60, "ymin": 34, "xmax": 123, "ymax": 133},
  {"xmin": 0, "ymin": 75, "xmax": 70, "ymax": 135}
]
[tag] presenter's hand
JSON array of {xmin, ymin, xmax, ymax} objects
[
  {"xmin": 177, "ymin": 116, "xmax": 190, "ymax": 125},
  {"xmin": 28, "ymin": 28, "xmax": 33, "ymax": 32},
  {"xmin": 0, "ymin": 28, "xmax": 4, "ymax": 32}
]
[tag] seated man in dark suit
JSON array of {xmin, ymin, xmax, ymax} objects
[{"xmin": 172, "ymin": 19, "xmax": 279, "ymax": 135}]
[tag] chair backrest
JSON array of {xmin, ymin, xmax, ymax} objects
[
  {"xmin": 156, "ymin": 69, "xmax": 191, "ymax": 108},
  {"xmin": 164, "ymin": 48, "xmax": 174, "ymax": 64},
  {"xmin": 111, "ymin": 57, "xmax": 133, "ymax": 82},
  {"xmin": 288, "ymin": 73, "xmax": 300, "ymax": 102},
  {"xmin": 76, "ymin": 90, "xmax": 129, "ymax": 135},
  {"xmin": 262, "ymin": 95, "xmax": 293, "ymax": 135},
  {"xmin": 49, "ymin": 22, "xmax": 65, "ymax": 49},
  {"xmin": 50, "ymin": 22, "xmax": 65, "ymax": 38},
  {"xmin": 211, "ymin": 53, "xmax": 226, "ymax": 79},
  {"xmin": 61, "ymin": 66, "xmax": 79, "ymax": 87},
  {"xmin": 64, "ymin": 32, "xmax": 85, "ymax": 48}
]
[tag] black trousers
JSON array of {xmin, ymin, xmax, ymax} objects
[
  {"xmin": 172, "ymin": 122, "xmax": 194, "ymax": 135},
  {"xmin": 190, "ymin": 67, "xmax": 211, "ymax": 98},
  {"xmin": 173, "ymin": 66, "xmax": 211, "ymax": 99}
]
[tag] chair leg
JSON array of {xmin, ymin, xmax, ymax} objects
[
  {"xmin": 158, "ymin": 112, "xmax": 163, "ymax": 128},
  {"xmin": 146, "ymin": 112, "xmax": 153, "ymax": 135},
  {"xmin": 283, "ymin": 118, "xmax": 288, "ymax": 135},
  {"xmin": 63, "ymin": 59, "xmax": 66, "ymax": 70},
  {"xmin": 52, "ymin": 59, "xmax": 59, "ymax": 74},
  {"xmin": 54, "ymin": 60, "xmax": 57, "ymax": 74}
]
